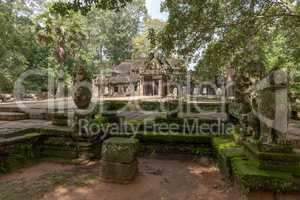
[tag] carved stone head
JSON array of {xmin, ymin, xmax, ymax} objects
[{"xmin": 72, "ymin": 62, "xmax": 92, "ymax": 109}]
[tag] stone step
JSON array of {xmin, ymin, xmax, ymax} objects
[
  {"xmin": 0, "ymin": 132, "xmax": 41, "ymax": 145},
  {"xmin": 0, "ymin": 106, "xmax": 24, "ymax": 113},
  {"xmin": 0, "ymin": 112, "xmax": 28, "ymax": 121},
  {"xmin": 0, "ymin": 128, "xmax": 37, "ymax": 139}
]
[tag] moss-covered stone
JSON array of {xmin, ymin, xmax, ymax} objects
[
  {"xmin": 135, "ymin": 133, "xmax": 212, "ymax": 155},
  {"xmin": 212, "ymin": 136, "xmax": 245, "ymax": 180},
  {"xmin": 102, "ymin": 137, "xmax": 139, "ymax": 164},
  {"xmin": 51, "ymin": 118, "xmax": 68, "ymax": 126},
  {"xmin": 243, "ymin": 142, "xmax": 300, "ymax": 172},
  {"xmin": 137, "ymin": 133, "xmax": 212, "ymax": 145},
  {"xmin": 100, "ymin": 137, "xmax": 139, "ymax": 184},
  {"xmin": 97, "ymin": 100, "xmax": 222, "ymax": 113},
  {"xmin": 100, "ymin": 160, "xmax": 138, "ymax": 184},
  {"xmin": 212, "ymin": 137, "xmax": 239, "ymax": 151},
  {"xmin": 139, "ymin": 144, "xmax": 211, "ymax": 155},
  {"xmin": 0, "ymin": 137, "xmax": 43, "ymax": 174},
  {"xmin": 232, "ymin": 157, "xmax": 300, "ymax": 192},
  {"xmin": 41, "ymin": 148, "xmax": 79, "ymax": 159}
]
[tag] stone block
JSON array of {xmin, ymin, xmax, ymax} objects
[
  {"xmin": 243, "ymin": 142, "xmax": 300, "ymax": 172},
  {"xmin": 101, "ymin": 137, "xmax": 139, "ymax": 164},
  {"xmin": 100, "ymin": 160, "xmax": 138, "ymax": 184}
]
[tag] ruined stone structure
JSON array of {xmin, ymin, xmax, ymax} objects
[{"xmin": 94, "ymin": 53, "xmax": 187, "ymax": 98}]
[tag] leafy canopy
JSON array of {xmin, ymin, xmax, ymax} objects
[{"xmin": 160, "ymin": 0, "xmax": 300, "ymax": 79}]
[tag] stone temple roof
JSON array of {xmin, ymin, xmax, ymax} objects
[
  {"xmin": 96, "ymin": 54, "xmax": 186, "ymax": 85},
  {"xmin": 112, "ymin": 58, "xmax": 147, "ymax": 74}
]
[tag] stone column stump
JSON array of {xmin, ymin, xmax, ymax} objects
[{"xmin": 100, "ymin": 137, "xmax": 139, "ymax": 184}]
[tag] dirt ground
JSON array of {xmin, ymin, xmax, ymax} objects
[
  {"xmin": 42, "ymin": 156, "xmax": 242, "ymax": 200},
  {"xmin": 3, "ymin": 156, "xmax": 299, "ymax": 200},
  {"xmin": 0, "ymin": 155, "xmax": 245, "ymax": 200}
]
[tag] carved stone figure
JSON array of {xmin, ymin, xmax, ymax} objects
[
  {"xmin": 235, "ymin": 72, "xmax": 252, "ymax": 137},
  {"xmin": 258, "ymin": 70, "xmax": 289, "ymax": 145},
  {"xmin": 72, "ymin": 64, "xmax": 92, "ymax": 109}
]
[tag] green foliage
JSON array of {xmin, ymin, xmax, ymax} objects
[
  {"xmin": 39, "ymin": 0, "xmax": 146, "ymax": 66},
  {"xmin": 0, "ymin": 0, "xmax": 146, "ymax": 92},
  {"xmin": 132, "ymin": 18, "xmax": 166, "ymax": 58},
  {"xmin": 139, "ymin": 101, "xmax": 161, "ymax": 111},
  {"xmin": 52, "ymin": 0, "xmax": 134, "ymax": 15},
  {"xmin": 154, "ymin": 116, "xmax": 184, "ymax": 125},
  {"xmin": 160, "ymin": 0, "xmax": 300, "ymax": 79},
  {"xmin": 0, "ymin": 1, "xmax": 50, "ymax": 92}
]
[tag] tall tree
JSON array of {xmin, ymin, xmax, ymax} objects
[
  {"xmin": 36, "ymin": 0, "xmax": 146, "ymax": 72},
  {"xmin": 0, "ymin": 0, "xmax": 50, "ymax": 92},
  {"xmin": 160, "ymin": 0, "xmax": 300, "ymax": 73},
  {"xmin": 132, "ymin": 18, "xmax": 166, "ymax": 58},
  {"xmin": 52, "ymin": 0, "xmax": 133, "ymax": 15},
  {"xmin": 160, "ymin": 1, "xmax": 300, "ymax": 137}
]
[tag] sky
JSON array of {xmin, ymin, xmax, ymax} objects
[{"xmin": 146, "ymin": 0, "xmax": 168, "ymax": 21}]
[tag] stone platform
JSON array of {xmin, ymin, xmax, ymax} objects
[
  {"xmin": 0, "ymin": 112, "xmax": 28, "ymax": 121},
  {"xmin": 0, "ymin": 120, "xmax": 72, "ymax": 145}
]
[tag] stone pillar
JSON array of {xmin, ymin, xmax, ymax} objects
[
  {"xmin": 158, "ymin": 79, "xmax": 163, "ymax": 97},
  {"xmin": 140, "ymin": 79, "xmax": 144, "ymax": 96},
  {"xmin": 56, "ymin": 68, "xmax": 65, "ymax": 98},
  {"xmin": 92, "ymin": 79, "xmax": 98, "ymax": 98},
  {"xmin": 152, "ymin": 81, "xmax": 155, "ymax": 96},
  {"xmin": 243, "ymin": 70, "xmax": 300, "ymax": 172},
  {"xmin": 258, "ymin": 70, "xmax": 288, "ymax": 144}
]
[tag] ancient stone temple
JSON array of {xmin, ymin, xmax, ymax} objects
[{"xmin": 93, "ymin": 52, "xmax": 187, "ymax": 98}]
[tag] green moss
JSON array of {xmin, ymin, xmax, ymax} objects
[
  {"xmin": 293, "ymin": 169, "xmax": 300, "ymax": 178},
  {"xmin": 102, "ymin": 101, "xmax": 128, "ymax": 111},
  {"xmin": 243, "ymin": 142, "xmax": 300, "ymax": 172},
  {"xmin": 38, "ymin": 127, "xmax": 73, "ymax": 135},
  {"xmin": 139, "ymin": 101, "xmax": 161, "ymax": 111},
  {"xmin": 212, "ymin": 137, "xmax": 239, "ymax": 151},
  {"xmin": 139, "ymin": 144, "xmax": 211, "ymax": 155},
  {"xmin": 219, "ymin": 147, "xmax": 244, "ymax": 160},
  {"xmin": 232, "ymin": 157, "xmax": 299, "ymax": 192},
  {"xmin": 212, "ymin": 136, "xmax": 245, "ymax": 180},
  {"xmin": 0, "ymin": 140, "xmax": 43, "ymax": 174},
  {"xmin": 96, "ymin": 100, "xmax": 221, "ymax": 113},
  {"xmin": 132, "ymin": 133, "xmax": 213, "ymax": 155},
  {"xmin": 125, "ymin": 119, "xmax": 147, "ymax": 126},
  {"xmin": 137, "ymin": 133, "xmax": 212, "ymax": 145},
  {"xmin": 102, "ymin": 137, "xmax": 139, "ymax": 164}
]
